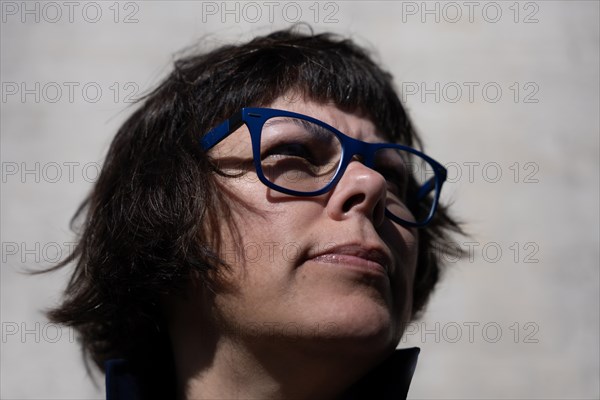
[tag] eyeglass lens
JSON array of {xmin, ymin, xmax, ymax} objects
[{"xmin": 258, "ymin": 117, "xmax": 438, "ymax": 225}]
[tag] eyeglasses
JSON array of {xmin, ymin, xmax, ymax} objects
[{"xmin": 201, "ymin": 108, "xmax": 447, "ymax": 227}]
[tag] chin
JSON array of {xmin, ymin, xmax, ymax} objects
[{"xmin": 298, "ymin": 292, "xmax": 400, "ymax": 357}]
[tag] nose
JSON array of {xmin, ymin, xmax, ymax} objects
[{"xmin": 326, "ymin": 160, "xmax": 387, "ymax": 226}]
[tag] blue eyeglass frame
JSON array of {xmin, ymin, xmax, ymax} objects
[{"xmin": 200, "ymin": 107, "xmax": 447, "ymax": 227}]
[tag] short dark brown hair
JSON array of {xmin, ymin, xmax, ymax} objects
[{"xmin": 46, "ymin": 26, "xmax": 463, "ymax": 395}]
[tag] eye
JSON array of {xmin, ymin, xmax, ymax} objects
[
  {"xmin": 263, "ymin": 142, "xmax": 316, "ymax": 164},
  {"xmin": 378, "ymin": 167, "xmax": 408, "ymax": 199},
  {"xmin": 385, "ymin": 178, "xmax": 401, "ymax": 196}
]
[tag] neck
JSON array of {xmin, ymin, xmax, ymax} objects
[{"xmin": 174, "ymin": 334, "xmax": 385, "ymax": 400}]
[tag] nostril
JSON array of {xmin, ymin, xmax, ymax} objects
[{"xmin": 342, "ymin": 194, "xmax": 366, "ymax": 213}]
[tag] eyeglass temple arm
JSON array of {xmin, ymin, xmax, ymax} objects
[
  {"xmin": 417, "ymin": 179, "xmax": 435, "ymax": 201},
  {"xmin": 416, "ymin": 165, "xmax": 447, "ymax": 201},
  {"xmin": 200, "ymin": 112, "xmax": 244, "ymax": 150}
]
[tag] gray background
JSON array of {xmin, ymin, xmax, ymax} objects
[{"xmin": 1, "ymin": 1, "xmax": 599, "ymax": 398}]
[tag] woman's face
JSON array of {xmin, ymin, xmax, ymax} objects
[{"xmin": 207, "ymin": 96, "xmax": 418, "ymax": 359}]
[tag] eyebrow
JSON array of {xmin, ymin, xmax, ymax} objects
[
  {"xmin": 263, "ymin": 117, "xmax": 336, "ymax": 143},
  {"xmin": 263, "ymin": 117, "xmax": 310, "ymax": 129}
]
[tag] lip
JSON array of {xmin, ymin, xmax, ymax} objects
[{"xmin": 306, "ymin": 244, "xmax": 393, "ymax": 277}]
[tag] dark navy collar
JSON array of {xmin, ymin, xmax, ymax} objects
[
  {"xmin": 106, "ymin": 347, "xmax": 420, "ymax": 399},
  {"xmin": 105, "ymin": 358, "xmax": 142, "ymax": 400},
  {"xmin": 341, "ymin": 347, "xmax": 420, "ymax": 399}
]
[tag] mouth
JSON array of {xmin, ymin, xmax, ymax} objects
[{"xmin": 306, "ymin": 244, "xmax": 393, "ymax": 277}]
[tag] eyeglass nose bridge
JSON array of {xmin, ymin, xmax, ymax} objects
[
  {"xmin": 338, "ymin": 136, "xmax": 380, "ymax": 173},
  {"xmin": 318, "ymin": 137, "xmax": 383, "ymax": 196}
]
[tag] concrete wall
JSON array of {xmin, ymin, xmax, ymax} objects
[{"xmin": 2, "ymin": 1, "xmax": 598, "ymax": 398}]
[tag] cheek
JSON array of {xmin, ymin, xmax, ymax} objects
[
  {"xmin": 214, "ymin": 179, "xmax": 318, "ymax": 283},
  {"xmin": 378, "ymin": 221, "xmax": 419, "ymax": 321},
  {"xmin": 218, "ymin": 172, "xmax": 327, "ymax": 242},
  {"xmin": 211, "ymin": 207, "xmax": 318, "ymax": 332}
]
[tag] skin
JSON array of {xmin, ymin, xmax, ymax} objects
[{"xmin": 167, "ymin": 95, "xmax": 419, "ymax": 400}]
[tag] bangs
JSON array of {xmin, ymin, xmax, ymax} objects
[{"xmin": 177, "ymin": 31, "xmax": 417, "ymax": 147}]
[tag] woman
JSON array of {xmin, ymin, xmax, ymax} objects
[{"xmin": 47, "ymin": 28, "xmax": 462, "ymax": 399}]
